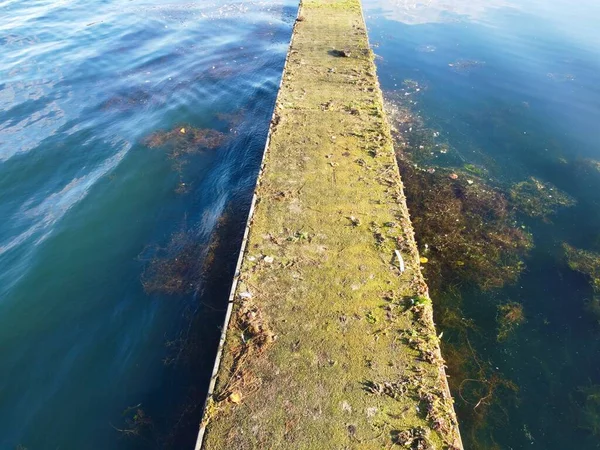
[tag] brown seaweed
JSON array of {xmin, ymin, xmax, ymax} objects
[
  {"xmin": 139, "ymin": 228, "xmax": 207, "ymax": 296},
  {"xmin": 143, "ymin": 124, "xmax": 226, "ymax": 158},
  {"xmin": 496, "ymin": 302, "xmax": 525, "ymax": 341},
  {"xmin": 398, "ymin": 159, "xmax": 532, "ymax": 291}
]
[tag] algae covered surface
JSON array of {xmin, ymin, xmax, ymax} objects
[{"xmin": 200, "ymin": 0, "xmax": 461, "ymax": 448}]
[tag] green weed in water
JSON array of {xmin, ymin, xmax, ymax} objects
[
  {"xmin": 387, "ymin": 99, "xmax": 529, "ymax": 449},
  {"xmin": 397, "ymin": 158, "xmax": 532, "ymax": 291},
  {"xmin": 464, "ymin": 163, "xmax": 485, "ymax": 176},
  {"xmin": 564, "ymin": 243, "xmax": 600, "ymax": 293},
  {"xmin": 510, "ymin": 177, "xmax": 576, "ymax": 220},
  {"xmin": 496, "ymin": 302, "xmax": 525, "ymax": 341},
  {"xmin": 564, "ymin": 243, "xmax": 600, "ymax": 323},
  {"xmin": 584, "ymin": 297, "xmax": 600, "ymax": 324},
  {"xmin": 575, "ymin": 384, "xmax": 600, "ymax": 436}
]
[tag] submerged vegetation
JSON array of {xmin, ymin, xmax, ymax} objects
[
  {"xmin": 431, "ymin": 289, "xmax": 520, "ymax": 449},
  {"xmin": 140, "ymin": 229, "xmax": 207, "ymax": 296},
  {"xmin": 448, "ymin": 59, "xmax": 485, "ymax": 73},
  {"xmin": 564, "ymin": 244, "xmax": 600, "ymax": 323},
  {"xmin": 143, "ymin": 124, "xmax": 226, "ymax": 157},
  {"xmin": 510, "ymin": 177, "xmax": 576, "ymax": 220},
  {"xmin": 496, "ymin": 302, "xmax": 525, "ymax": 341},
  {"xmin": 386, "ymin": 96, "xmax": 535, "ymax": 448},
  {"xmin": 119, "ymin": 209, "xmax": 241, "ymax": 448},
  {"xmin": 139, "ymin": 211, "xmax": 229, "ymax": 296},
  {"xmin": 587, "ymin": 159, "xmax": 600, "ymax": 174},
  {"xmin": 564, "ymin": 244, "xmax": 600, "ymax": 294},
  {"xmin": 397, "ymin": 159, "xmax": 532, "ymax": 291},
  {"xmin": 142, "ymin": 122, "xmax": 229, "ymax": 194},
  {"xmin": 575, "ymin": 384, "xmax": 600, "ymax": 436}
]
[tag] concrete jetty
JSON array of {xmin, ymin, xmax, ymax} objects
[{"xmin": 196, "ymin": 0, "xmax": 462, "ymax": 448}]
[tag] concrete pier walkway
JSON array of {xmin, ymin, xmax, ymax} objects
[{"xmin": 197, "ymin": 0, "xmax": 462, "ymax": 448}]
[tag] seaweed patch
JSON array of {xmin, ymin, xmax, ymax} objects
[
  {"xmin": 496, "ymin": 302, "xmax": 525, "ymax": 342},
  {"xmin": 397, "ymin": 159, "xmax": 532, "ymax": 291},
  {"xmin": 510, "ymin": 177, "xmax": 576, "ymax": 220},
  {"xmin": 143, "ymin": 124, "xmax": 226, "ymax": 157}
]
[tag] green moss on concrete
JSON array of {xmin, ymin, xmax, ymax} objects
[{"xmin": 199, "ymin": 0, "xmax": 462, "ymax": 448}]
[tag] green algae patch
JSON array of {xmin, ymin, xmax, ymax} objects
[
  {"xmin": 564, "ymin": 243, "xmax": 600, "ymax": 323},
  {"xmin": 198, "ymin": 1, "xmax": 462, "ymax": 449},
  {"xmin": 510, "ymin": 177, "xmax": 576, "ymax": 220},
  {"xmin": 564, "ymin": 244, "xmax": 600, "ymax": 294}
]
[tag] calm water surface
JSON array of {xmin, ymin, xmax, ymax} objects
[
  {"xmin": 365, "ymin": 0, "xmax": 600, "ymax": 448},
  {"xmin": 4, "ymin": 0, "xmax": 600, "ymax": 448},
  {"xmin": 0, "ymin": 0, "xmax": 295, "ymax": 448}
]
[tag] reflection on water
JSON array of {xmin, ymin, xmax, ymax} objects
[
  {"xmin": 365, "ymin": 0, "xmax": 600, "ymax": 448},
  {"xmin": 365, "ymin": 0, "xmax": 522, "ymax": 24},
  {"xmin": 0, "ymin": 0, "xmax": 296, "ymax": 448}
]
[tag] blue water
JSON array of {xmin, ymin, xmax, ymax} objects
[
  {"xmin": 4, "ymin": 0, "xmax": 600, "ymax": 448},
  {"xmin": 0, "ymin": 0, "xmax": 296, "ymax": 448},
  {"xmin": 365, "ymin": 0, "xmax": 600, "ymax": 448}
]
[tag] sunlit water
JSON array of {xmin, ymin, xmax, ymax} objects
[
  {"xmin": 4, "ymin": 0, "xmax": 600, "ymax": 448},
  {"xmin": 0, "ymin": 0, "xmax": 296, "ymax": 448},
  {"xmin": 364, "ymin": 0, "xmax": 600, "ymax": 448}
]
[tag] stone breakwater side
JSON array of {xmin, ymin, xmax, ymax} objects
[{"xmin": 196, "ymin": 0, "xmax": 463, "ymax": 448}]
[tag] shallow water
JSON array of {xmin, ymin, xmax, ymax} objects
[
  {"xmin": 0, "ymin": 0, "xmax": 296, "ymax": 448},
  {"xmin": 364, "ymin": 0, "xmax": 600, "ymax": 448}
]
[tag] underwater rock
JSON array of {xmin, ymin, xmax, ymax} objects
[{"xmin": 510, "ymin": 177, "xmax": 576, "ymax": 219}]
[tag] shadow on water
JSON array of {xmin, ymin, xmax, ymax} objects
[{"xmin": 118, "ymin": 198, "xmax": 251, "ymax": 449}]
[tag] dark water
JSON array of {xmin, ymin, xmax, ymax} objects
[
  {"xmin": 0, "ymin": 0, "xmax": 296, "ymax": 448},
  {"xmin": 364, "ymin": 0, "xmax": 600, "ymax": 448}
]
